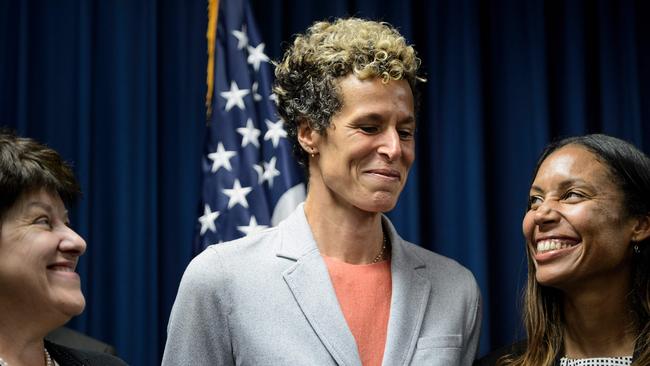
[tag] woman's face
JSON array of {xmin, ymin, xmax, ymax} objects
[
  {"xmin": 522, "ymin": 145, "xmax": 639, "ymax": 292},
  {"xmin": 0, "ymin": 188, "xmax": 86, "ymax": 323},
  {"xmin": 305, "ymin": 75, "xmax": 416, "ymax": 213}
]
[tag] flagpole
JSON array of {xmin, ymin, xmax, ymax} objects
[{"xmin": 205, "ymin": 0, "xmax": 220, "ymax": 123}]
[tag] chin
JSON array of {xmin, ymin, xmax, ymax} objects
[
  {"xmin": 535, "ymin": 272, "xmax": 569, "ymax": 290},
  {"xmin": 56, "ymin": 293, "xmax": 87, "ymax": 318},
  {"xmin": 357, "ymin": 200, "xmax": 397, "ymax": 213},
  {"xmin": 362, "ymin": 192, "xmax": 399, "ymax": 212},
  {"xmin": 70, "ymin": 295, "xmax": 86, "ymax": 315}
]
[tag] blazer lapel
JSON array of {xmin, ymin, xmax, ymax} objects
[
  {"xmin": 278, "ymin": 204, "xmax": 362, "ymax": 366},
  {"xmin": 381, "ymin": 218, "xmax": 432, "ymax": 366}
]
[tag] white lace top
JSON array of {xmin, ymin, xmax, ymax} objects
[{"xmin": 559, "ymin": 356, "xmax": 632, "ymax": 366}]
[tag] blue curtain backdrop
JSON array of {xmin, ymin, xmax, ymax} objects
[{"xmin": 1, "ymin": 0, "xmax": 649, "ymax": 364}]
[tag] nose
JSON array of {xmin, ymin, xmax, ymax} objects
[
  {"xmin": 59, "ymin": 226, "xmax": 87, "ymax": 256},
  {"xmin": 377, "ymin": 128, "xmax": 402, "ymax": 161},
  {"xmin": 533, "ymin": 201, "xmax": 560, "ymax": 226}
]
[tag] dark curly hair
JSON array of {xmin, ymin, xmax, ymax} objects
[{"xmin": 273, "ymin": 17, "xmax": 425, "ymax": 172}]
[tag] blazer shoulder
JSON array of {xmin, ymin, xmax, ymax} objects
[
  {"xmin": 202, "ymin": 224, "xmax": 281, "ymax": 257},
  {"xmin": 403, "ymin": 240, "xmax": 477, "ymax": 283},
  {"xmin": 190, "ymin": 225, "xmax": 281, "ymax": 267},
  {"xmin": 180, "ymin": 226, "xmax": 283, "ymax": 291}
]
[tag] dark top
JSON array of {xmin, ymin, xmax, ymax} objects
[
  {"xmin": 46, "ymin": 327, "xmax": 117, "ymax": 355},
  {"xmin": 45, "ymin": 340, "xmax": 128, "ymax": 366}
]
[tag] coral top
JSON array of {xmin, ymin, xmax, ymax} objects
[{"xmin": 322, "ymin": 256, "xmax": 392, "ymax": 366}]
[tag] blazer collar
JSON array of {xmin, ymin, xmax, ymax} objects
[
  {"xmin": 381, "ymin": 217, "xmax": 431, "ymax": 366},
  {"xmin": 276, "ymin": 203, "xmax": 318, "ymax": 261},
  {"xmin": 279, "ymin": 203, "xmax": 361, "ymax": 365},
  {"xmin": 275, "ymin": 203, "xmax": 427, "ymax": 268},
  {"xmin": 278, "ymin": 204, "xmax": 431, "ymax": 366}
]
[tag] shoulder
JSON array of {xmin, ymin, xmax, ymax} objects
[
  {"xmin": 401, "ymin": 240, "xmax": 478, "ymax": 289},
  {"xmin": 186, "ymin": 227, "xmax": 280, "ymax": 274},
  {"xmin": 383, "ymin": 214, "xmax": 475, "ymax": 283},
  {"xmin": 46, "ymin": 327, "xmax": 116, "ymax": 355},
  {"xmin": 46, "ymin": 341, "xmax": 128, "ymax": 366},
  {"xmin": 200, "ymin": 225, "xmax": 280, "ymax": 260},
  {"xmin": 179, "ymin": 226, "xmax": 282, "ymax": 293},
  {"xmin": 474, "ymin": 340, "xmax": 526, "ymax": 366}
]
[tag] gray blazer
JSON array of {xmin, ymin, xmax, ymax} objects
[{"xmin": 162, "ymin": 204, "xmax": 481, "ymax": 365}]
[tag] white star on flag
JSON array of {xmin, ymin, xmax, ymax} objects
[
  {"xmin": 269, "ymin": 93, "xmax": 279, "ymax": 105},
  {"xmin": 251, "ymin": 82, "xmax": 263, "ymax": 101},
  {"xmin": 253, "ymin": 156, "xmax": 281, "ymax": 187},
  {"xmin": 195, "ymin": 0, "xmax": 307, "ymax": 253},
  {"xmin": 247, "ymin": 43, "xmax": 270, "ymax": 71},
  {"xmin": 207, "ymin": 142, "xmax": 237, "ymax": 173},
  {"xmin": 237, "ymin": 216, "xmax": 268, "ymax": 236},
  {"xmin": 198, "ymin": 204, "xmax": 220, "ymax": 235},
  {"xmin": 237, "ymin": 118, "xmax": 261, "ymax": 148},
  {"xmin": 222, "ymin": 179, "xmax": 253, "ymax": 209},
  {"xmin": 220, "ymin": 81, "xmax": 250, "ymax": 111},
  {"xmin": 231, "ymin": 25, "xmax": 248, "ymax": 50},
  {"xmin": 264, "ymin": 119, "xmax": 287, "ymax": 148}
]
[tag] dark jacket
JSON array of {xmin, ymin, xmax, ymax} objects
[{"xmin": 45, "ymin": 340, "xmax": 128, "ymax": 366}]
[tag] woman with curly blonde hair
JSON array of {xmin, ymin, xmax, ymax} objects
[{"xmin": 164, "ymin": 18, "xmax": 481, "ymax": 366}]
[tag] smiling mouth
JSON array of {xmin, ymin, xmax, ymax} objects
[
  {"xmin": 536, "ymin": 238, "xmax": 580, "ymax": 253},
  {"xmin": 366, "ymin": 169, "xmax": 401, "ymax": 180},
  {"xmin": 48, "ymin": 265, "xmax": 74, "ymax": 272}
]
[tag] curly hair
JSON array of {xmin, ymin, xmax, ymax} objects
[
  {"xmin": 273, "ymin": 17, "xmax": 425, "ymax": 171},
  {"xmin": 0, "ymin": 130, "xmax": 80, "ymax": 223}
]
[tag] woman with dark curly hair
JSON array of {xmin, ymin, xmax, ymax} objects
[
  {"xmin": 164, "ymin": 18, "xmax": 481, "ymax": 366},
  {"xmin": 477, "ymin": 134, "xmax": 650, "ymax": 366},
  {"xmin": 0, "ymin": 132, "xmax": 126, "ymax": 366}
]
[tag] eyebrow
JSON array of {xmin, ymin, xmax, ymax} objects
[
  {"xmin": 353, "ymin": 113, "xmax": 383, "ymax": 123},
  {"xmin": 26, "ymin": 201, "xmax": 53, "ymax": 212},
  {"xmin": 354, "ymin": 113, "xmax": 416, "ymax": 125},
  {"xmin": 398, "ymin": 117, "xmax": 416, "ymax": 126},
  {"xmin": 25, "ymin": 201, "xmax": 69, "ymax": 220},
  {"xmin": 530, "ymin": 178, "xmax": 590, "ymax": 193}
]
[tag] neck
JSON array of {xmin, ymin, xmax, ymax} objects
[
  {"xmin": 304, "ymin": 192, "xmax": 385, "ymax": 264},
  {"xmin": 562, "ymin": 277, "xmax": 636, "ymax": 358},
  {"xmin": 0, "ymin": 304, "xmax": 52, "ymax": 366},
  {"xmin": 0, "ymin": 333, "xmax": 47, "ymax": 366}
]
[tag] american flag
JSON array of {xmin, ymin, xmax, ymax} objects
[{"xmin": 194, "ymin": 0, "xmax": 305, "ymax": 254}]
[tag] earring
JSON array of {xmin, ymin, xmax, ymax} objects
[
  {"xmin": 310, "ymin": 148, "xmax": 317, "ymax": 158},
  {"xmin": 634, "ymin": 243, "xmax": 641, "ymax": 254}
]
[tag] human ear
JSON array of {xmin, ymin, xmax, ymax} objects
[
  {"xmin": 631, "ymin": 214, "xmax": 650, "ymax": 243},
  {"xmin": 297, "ymin": 119, "xmax": 320, "ymax": 155}
]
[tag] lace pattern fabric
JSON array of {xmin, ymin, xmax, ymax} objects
[{"xmin": 559, "ymin": 356, "xmax": 632, "ymax": 366}]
